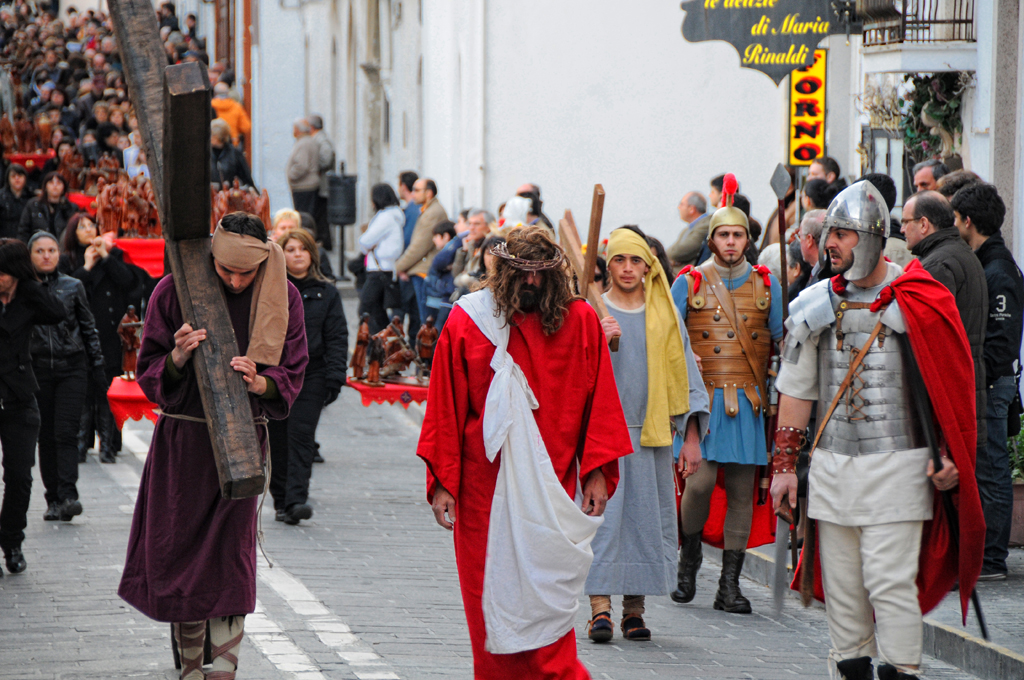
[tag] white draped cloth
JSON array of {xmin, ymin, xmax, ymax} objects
[{"xmin": 456, "ymin": 289, "xmax": 604, "ymax": 655}]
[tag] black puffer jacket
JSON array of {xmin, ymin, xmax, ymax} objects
[
  {"xmin": 211, "ymin": 143, "xmax": 255, "ymax": 189},
  {"xmin": 30, "ymin": 271, "xmax": 104, "ymax": 374},
  {"xmin": 913, "ymin": 227, "xmax": 988, "ymax": 452},
  {"xmin": 17, "ymin": 196, "xmax": 79, "ymax": 242},
  {"xmin": 975, "ymin": 234, "xmax": 1024, "ymax": 381},
  {"xmin": 289, "ymin": 275, "xmax": 348, "ymax": 390}
]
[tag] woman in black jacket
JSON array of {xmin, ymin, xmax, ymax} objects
[
  {"xmin": 269, "ymin": 228, "xmax": 348, "ymax": 525},
  {"xmin": 17, "ymin": 171, "xmax": 79, "ymax": 243},
  {"xmin": 210, "ymin": 118, "xmax": 255, "ymax": 189},
  {"xmin": 0, "ymin": 239, "xmax": 66, "ymax": 575},
  {"xmin": 28, "ymin": 233, "xmax": 105, "ymax": 522},
  {"xmin": 60, "ymin": 213, "xmax": 142, "ymax": 462}
]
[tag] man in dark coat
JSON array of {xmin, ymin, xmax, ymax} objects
[
  {"xmin": 952, "ymin": 182, "xmax": 1024, "ymax": 579},
  {"xmin": 0, "ymin": 238, "xmax": 66, "ymax": 575},
  {"xmin": 903, "ymin": 190, "xmax": 988, "ymax": 458},
  {"xmin": 0, "ymin": 166, "xmax": 31, "ymax": 241},
  {"xmin": 118, "ymin": 213, "xmax": 307, "ymax": 679}
]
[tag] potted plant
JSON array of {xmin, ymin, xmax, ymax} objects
[{"xmin": 1008, "ymin": 420, "xmax": 1024, "ymax": 546}]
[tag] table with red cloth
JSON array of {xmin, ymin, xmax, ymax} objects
[
  {"xmin": 114, "ymin": 238, "xmax": 165, "ymax": 277},
  {"xmin": 346, "ymin": 376, "xmax": 428, "ymax": 408},
  {"xmin": 67, "ymin": 192, "xmax": 98, "ymax": 216},
  {"xmin": 4, "ymin": 150, "xmax": 55, "ymax": 171},
  {"xmin": 106, "ymin": 377, "xmax": 159, "ymax": 429}
]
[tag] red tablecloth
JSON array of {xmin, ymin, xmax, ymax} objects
[
  {"xmin": 67, "ymin": 192, "xmax": 98, "ymax": 216},
  {"xmin": 107, "ymin": 377, "xmax": 159, "ymax": 429},
  {"xmin": 346, "ymin": 376, "xmax": 428, "ymax": 408},
  {"xmin": 115, "ymin": 238, "xmax": 165, "ymax": 277},
  {"xmin": 4, "ymin": 150, "xmax": 55, "ymax": 170}
]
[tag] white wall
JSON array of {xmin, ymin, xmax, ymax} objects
[{"xmin": 420, "ymin": 0, "xmax": 790, "ymax": 247}]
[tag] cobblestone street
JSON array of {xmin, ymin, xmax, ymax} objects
[{"xmin": 0, "ymin": 380, "xmax": 992, "ymax": 679}]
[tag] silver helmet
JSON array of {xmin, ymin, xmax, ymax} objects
[{"xmin": 818, "ymin": 180, "xmax": 891, "ymax": 281}]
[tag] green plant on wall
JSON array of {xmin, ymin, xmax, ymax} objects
[
  {"xmin": 899, "ymin": 72, "xmax": 970, "ymax": 163},
  {"xmin": 1010, "ymin": 418, "xmax": 1024, "ymax": 481}
]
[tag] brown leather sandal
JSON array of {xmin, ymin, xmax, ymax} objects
[
  {"xmin": 174, "ymin": 621, "xmax": 207, "ymax": 680},
  {"xmin": 206, "ymin": 630, "xmax": 244, "ymax": 680}
]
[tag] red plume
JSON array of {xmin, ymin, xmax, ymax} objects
[{"xmin": 722, "ymin": 173, "xmax": 738, "ymax": 208}]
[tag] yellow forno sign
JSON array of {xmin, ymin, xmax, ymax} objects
[{"xmin": 788, "ymin": 49, "xmax": 827, "ymax": 166}]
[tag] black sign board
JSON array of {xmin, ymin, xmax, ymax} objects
[{"xmin": 680, "ymin": 0, "xmax": 848, "ymax": 85}]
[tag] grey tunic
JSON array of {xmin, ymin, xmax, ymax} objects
[{"xmin": 585, "ymin": 298, "xmax": 710, "ymax": 596}]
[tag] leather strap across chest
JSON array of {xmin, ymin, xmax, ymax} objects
[{"xmin": 700, "ymin": 264, "xmax": 768, "ymax": 400}]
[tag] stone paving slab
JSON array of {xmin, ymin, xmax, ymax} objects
[{"xmin": 0, "ymin": 290, "xmax": 999, "ymax": 679}]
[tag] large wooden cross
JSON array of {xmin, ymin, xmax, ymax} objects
[
  {"xmin": 110, "ymin": 0, "xmax": 264, "ymax": 499},
  {"xmin": 559, "ymin": 185, "xmax": 618, "ymax": 351}
]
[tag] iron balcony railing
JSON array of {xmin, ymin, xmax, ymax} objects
[{"xmin": 859, "ymin": 0, "xmax": 975, "ymax": 47}]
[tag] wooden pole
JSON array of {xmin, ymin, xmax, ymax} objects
[
  {"xmin": 560, "ymin": 210, "xmax": 618, "ymax": 352},
  {"xmin": 777, "ymin": 195, "xmax": 790, "ymax": 319},
  {"xmin": 580, "ymin": 184, "xmax": 605, "ymax": 302}
]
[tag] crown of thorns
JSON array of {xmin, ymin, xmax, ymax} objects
[{"xmin": 490, "ymin": 241, "xmax": 565, "ymax": 271}]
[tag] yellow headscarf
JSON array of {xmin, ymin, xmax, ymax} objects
[{"xmin": 606, "ymin": 228, "xmax": 689, "ymax": 447}]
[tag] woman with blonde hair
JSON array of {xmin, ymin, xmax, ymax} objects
[
  {"xmin": 271, "ymin": 209, "xmax": 302, "ymax": 242},
  {"xmin": 268, "ymin": 229, "xmax": 348, "ymax": 524}
]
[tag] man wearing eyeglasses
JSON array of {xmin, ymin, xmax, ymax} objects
[{"xmin": 903, "ymin": 190, "xmax": 988, "ymax": 465}]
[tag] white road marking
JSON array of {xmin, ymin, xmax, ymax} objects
[
  {"xmin": 259, "ymin": 563, "xmax": 401, "ymax": 679},
  {"xmin": 111, "ymin": 424, "xmax": 402, "ymax": 679}
]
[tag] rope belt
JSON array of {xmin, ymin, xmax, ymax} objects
[{"xmin": 160, "ymin": 411, "xmax": 275, "ymax": 567}]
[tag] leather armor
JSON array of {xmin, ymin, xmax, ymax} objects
[{"xmin": 683, "ymin": 262, "xmax": 772, "ymax": 418}]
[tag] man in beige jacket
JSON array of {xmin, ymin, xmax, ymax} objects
[
  {"xmin": 286, "ymin": 119, "xmax": 320, "ymax": 217},
  {"xmin": 397, "ymin": 178, "xmax": 448, "ymax": 324}
]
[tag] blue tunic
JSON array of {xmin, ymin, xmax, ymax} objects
[{"xmin": 670, "ymin": 263, "xmax": 783, "ymax": 465}]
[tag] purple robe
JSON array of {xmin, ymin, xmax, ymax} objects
[{"xmin": 118, "ymin": 275, "xmax": 308, "ymax": 622}]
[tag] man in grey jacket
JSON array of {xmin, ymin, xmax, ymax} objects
[
  {"xmin": 286, "ymin": 118, "xmax": 320, "ymax": 218},
  {"xmin": 903, "ymin": 190, "xmax": 988, "ymax": 458},
  {"xmin": 309, "ymin": 114, "xmax": 335, "ymax": 250}
]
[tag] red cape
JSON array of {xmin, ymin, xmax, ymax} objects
[
  {"xmin": 793, "ymin": 260, "xmax": 984, "ymax": 622},
  {"xmin": 675, "ymin": 467, "xmax": 776, "ymax": 550}
]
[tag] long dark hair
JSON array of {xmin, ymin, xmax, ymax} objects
[
  {"xmin": 0, "ymin": 238, "xmax": 37, "ymax": 281},
  {"xmin": 61, "ymin": 212, "xmax": 95, "ymax": 269},
  {"xmin": 487, "ymin": 225, "xmax": 575, "ymax": 336},
  {"xmin": 371, "ymin": 183, "xmax": 400, "ymax": 212}
]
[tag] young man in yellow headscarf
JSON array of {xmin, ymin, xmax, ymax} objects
[{"xmin": 585, "ymin": 225, "xmax": 710, "ymax": 643}]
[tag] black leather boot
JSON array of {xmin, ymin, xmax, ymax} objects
[
  {"xmin": 670, "ymin": 531, "xmax": 703, "ymax": 603},
  {"xmin": 97, "ymin": 406, "xmax": 117, "ymax": 463},
  {"xmin": 836, "ymin": 656, "xmax": 874, "ymax": 680},
  {"xmin": 713, "ymin": 550, "xmax": 752, "ymax": 613},
  {"xmin": 877, "ymin": 663, "xmax": 919, "ymax": 680}
]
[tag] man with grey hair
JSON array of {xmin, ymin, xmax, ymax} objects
[
  {"xmin": 912, "ymin": 159, "xmax": 948, "ymax": 194},
  {"xmin": 797, "ymin": 208, "xmax": 827, "ymax": 285},
  {"xmin": 667, "ymin": 191, "xmax": 711, "ymax": 273},
  {"xmin": 286, "ymin": 118, "xmax": 320, "ymax": 218},
  {"xmin": 211, "ymin": 81, "xmax": 251, "ymax": 146},
  {"xmin": 308, "ymin": 115, "xmax": 336, "ymax": 249}
]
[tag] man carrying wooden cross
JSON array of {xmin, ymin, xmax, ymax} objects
[
  {"xmin": 418, "ymin": 225, "xmax": 632, "ymax": 678},
  {"xmin": 118, "ymin": 212, "xmax": 308, "ymax": 680}
]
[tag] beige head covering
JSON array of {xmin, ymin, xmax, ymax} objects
[{"xmin": 211, "ymin": 223, "xmax": 288, "ymax": 366}]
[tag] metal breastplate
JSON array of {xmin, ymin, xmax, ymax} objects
[
  {"xmin": 685, "ymin": 264, "xmax": 772, "ymax": 417},
  {"xmin": 816, "ymin": 303, "xmax": 924, "ymax": 456}
]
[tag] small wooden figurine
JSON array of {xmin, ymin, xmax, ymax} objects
[
  {"xmin": 381, "ymin": 349, "xmax": 416, "ymax": 378},
  {"xmin": 350, "ymin": 313, "xmax": 370, "ymax": 379},
  {"xmin": 117, "ymin": 305, "xmax": 143, "ymax": 379},
  {"xmin": 366, "ymin": 336, "xmax": 386, "ymax": 386},
  {"xmin": 417, "ymin": 316, "xmax": 439, "ymax": 369}
]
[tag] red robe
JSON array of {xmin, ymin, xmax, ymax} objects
[
  {"xmin": 418, "ymin": 300, "xmax": 632, "ymax": 679},
  {"xmin": 794, "ymin": 261, "xmax": 985, "ymax": 621}
]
